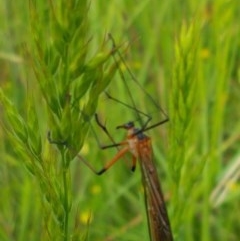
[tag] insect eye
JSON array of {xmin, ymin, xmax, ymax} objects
[
  {"xmin": 126, "ymin": 121, "xmax": 134, "ymax": 128},
  {"xmin": 125, "ymin": 122, "xmax": 134, "ymax": 128}
]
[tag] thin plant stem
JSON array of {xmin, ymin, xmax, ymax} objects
[{"xmin": 61, "ymin": 150, "xmax": 69, "ymax": 241}]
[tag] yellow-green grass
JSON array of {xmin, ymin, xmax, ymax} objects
[{"xmin": 0, "ymin": 0, "xmax": 240, "ymax": 241}]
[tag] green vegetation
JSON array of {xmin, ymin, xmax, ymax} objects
[{"xmin": 0, "ymin": 0, "xmax": 240, "ymax": 241}]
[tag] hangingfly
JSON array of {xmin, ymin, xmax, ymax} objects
[
  {"xmin": 93, "ymin": 119, "xmax": 174, "ymax": 241},
  {"xmin": 47, "ymin": 34, "xmax": 174, "ymax": 241}
]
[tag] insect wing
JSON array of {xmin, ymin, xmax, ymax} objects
[{"xmin": 139, "ymin": 138, "xmax": 173, "ymax": 241}]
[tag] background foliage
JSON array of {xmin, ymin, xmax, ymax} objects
[{"xmin": 0, "ymin": 0, "xmax": 240, "ymax": 241}]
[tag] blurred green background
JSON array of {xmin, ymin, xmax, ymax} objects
[{"xmin": 1, "ymin": 0, "xmax": 240, "ymax": 241}]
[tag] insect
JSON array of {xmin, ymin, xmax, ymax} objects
[
  {"xmin": 90, "ymin": 113, "xmax": 174, "ymax": 241},
  {"xmin": 89, "ymin": 35, "xmax": 174, "ymax": 240},
  {"xmin": 48, "ymin": 34, "xmax": 174, "ymax": 241},
  {"xmin": 48, "ymin": 113, "xmax": 173, "ymax": 241}
]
